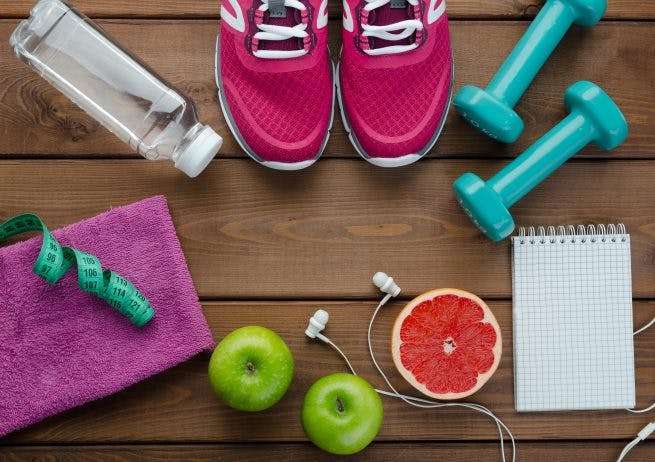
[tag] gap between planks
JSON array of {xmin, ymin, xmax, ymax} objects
[{"xmin": 1, "ymin": 0, "xmax": 653, "ymax": 21}]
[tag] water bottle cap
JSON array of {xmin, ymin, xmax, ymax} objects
[{"xmin": 174, "ymin": 125, "xmax": 222, "ymax": 177}]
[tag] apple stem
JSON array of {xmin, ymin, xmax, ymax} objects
[
  {"xmin": 246, "ymin": 361, "xmax": 256, "ymax": 374},
  {"xmin": 336, "ymin": 397, "xmax": 345, "ymax": 413}
]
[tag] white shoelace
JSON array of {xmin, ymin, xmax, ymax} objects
[
  {"xmin": 361, "ymin": 0, "xmax": 423, "ymax": 56},
  {"xmin": 253, "ymin": 0, "xmax": 309, "ymax": 59}
]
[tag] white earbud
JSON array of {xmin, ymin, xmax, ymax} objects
[
  {"xmin": 373, "ymin": 271, "xmax": 401, "ymax": 297},
  {"xmin": 305, "ymin": 309, "xmax": 330, "ymax": 343},
  {"xmin": 305, "ymin": 308, "xmax": 356, "ymax": 373}
]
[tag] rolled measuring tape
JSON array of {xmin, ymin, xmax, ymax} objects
[{"xmin": 0, "ymin": 213, "xmax": 154, "ymax": 327}]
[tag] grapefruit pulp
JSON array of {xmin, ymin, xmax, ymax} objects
[{"xmin": 391, "ymin": 289, "xmax": 501, "ymax": 400}]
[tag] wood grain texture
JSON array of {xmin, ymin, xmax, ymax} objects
[
  {"xmin": 2, "ymin": 301, "xmax": 653, "ymax": 443},
  {"xmin": 1, "ymin": 2, "xmax": 653, "ymax": 458},
  {"xmin": 2, "ymin": 0, "xmax": 653, "ymax": 19},
  {"xmin": 1, "ymin": 159, "xmax": 655, "ymax": 299},
  {"xmin": 0, "ymin": 21, "xmax": 653, "ymax": 158},
  {"xmin": 1, "ymin": 442, "xmax": 654, "ymax": 461}
]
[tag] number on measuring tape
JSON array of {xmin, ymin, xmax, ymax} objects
[{"xmin": 0, "ymin": 213, "xmax": 154, "ymax": 327}]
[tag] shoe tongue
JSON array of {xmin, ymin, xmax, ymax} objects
[
  {"xmin": 258, "ymin": 1, "xmax": 304, "ymax": 53},
  {"xmin": 367, "ymin": 3, "xmax": 414, "ymax": 50},
  {"xmin": 268, "ymin": 0, "xmax": 287, "ymax": 17}
]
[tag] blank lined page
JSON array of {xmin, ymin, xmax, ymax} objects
[{"xmin": 511, "ymin": 228, "xmax": 635, "ymax": 412}]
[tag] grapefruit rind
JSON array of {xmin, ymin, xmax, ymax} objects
[{"xmin": 391, "ymin": 288, "xmax": 502, "ymax": 400}]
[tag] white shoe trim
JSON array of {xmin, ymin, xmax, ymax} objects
[
  {"xmin": 336, "ymin": 52, "xmax": 454, "ymax": 168},
  {"xmin": 261, "ymin": 158, "xmax": 318, "ymax": 170},
  {"xmin": 365, "ymin": 154, "xmax": 422, "ymax": 168}
]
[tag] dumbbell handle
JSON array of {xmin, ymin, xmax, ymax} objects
[
  {"xmin": 488, "ymin": 111, "xmax": 594, "ymax": 207},
  {"xmin": 487, "ymin": 0, "xmax": 577, "ymax": 108}
]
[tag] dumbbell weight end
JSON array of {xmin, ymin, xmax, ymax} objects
[
  {"xmin": 453, "ymin": 173, "xmax": 516, "ymax": 241},
  {"xmin": 454, "ymin": 85, "xmax": 525, "ymax": 144}
]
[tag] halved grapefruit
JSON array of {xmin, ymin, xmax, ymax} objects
[{"xmin": 391, "ymin": 289, "xmax": 502, "ymax": 400}]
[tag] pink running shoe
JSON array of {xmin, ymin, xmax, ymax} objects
[
  {"xmin": 338, "ymin": 0, "xmax": 453, "ymax": 167},
  {"xmin": 217, "ymin": 0, "xmax": 334, "ymax": 170}
]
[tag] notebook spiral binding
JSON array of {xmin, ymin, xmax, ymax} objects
[{"xmin": 516, "ymin": 224, "xmax": 627, "ymax": 245}]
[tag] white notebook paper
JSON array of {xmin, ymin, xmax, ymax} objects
[{"xmin": 511, "ymin": 224, "xmax": 635, "ymax": 412}]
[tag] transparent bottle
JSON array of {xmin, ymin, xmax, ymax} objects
[{"xmin": 10, "ymin": 0, "xmax": 222, "ymax": 177}]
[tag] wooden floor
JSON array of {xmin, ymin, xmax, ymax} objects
[{"xmin": 1, "ymin": 1, "xmax": 654, "ymax": 460}]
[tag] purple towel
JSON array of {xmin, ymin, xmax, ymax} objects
[{"xmin": 0, "ymin": 196, "xmax": 215, "ymax": 436}]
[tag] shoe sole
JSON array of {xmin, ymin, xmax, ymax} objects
[
  {"xmin": 215, "ymin": 34, "xmax": 335, "ymax": 171},
  {"xmin": 336, "ymin": 50, "xmax": 454, "ymax": 168}
]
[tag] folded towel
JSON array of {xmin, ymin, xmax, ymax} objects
[{"xmin": 0, "ymin": 195, "xmax": 215, "ymax": 436}]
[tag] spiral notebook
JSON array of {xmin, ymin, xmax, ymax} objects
[{"xmin": 511, "ymin": 224, "xmax": 635, "ymax": 412}]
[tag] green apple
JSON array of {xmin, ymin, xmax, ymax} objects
[
  {"xmin": 208, "ymin": 326, "xmax": 294, "ymax": 412},
  {"xmin": 301, "ymin": 373, "xmax": 383, "ymax": 455}
]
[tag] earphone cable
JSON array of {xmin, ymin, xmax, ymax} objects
[
  {"xmin": 616, "ymin": 422, "xmax": 654, "ymax": 462},
  {"xmin": 626, "ymin": 403, "xmax": 655, "ymax": 414},
  {"xmin": 323, "ymin": 319, "xmax": 513, "ymax": 461},
  {"xmin": 366, "ymin": 294, "xmax": 515, "ymax": 462},
  {"xmin": 325, "ymin": 338, "xmax": 357, "ymax": 376},
  {"xmin": 617, "ymin": 437, "xmax": 640, "ymax": 462},
  {"xmin": 626, "ymin": 315, "xmax": 654, "ymax": 413},
  {"xmin": 634, "ymin": 315, "xmax": 654, "ymax": 336}
]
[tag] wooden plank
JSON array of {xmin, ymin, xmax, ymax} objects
[
  {"xmin": 1, "ymin": 442, "xmax": 654, "ymax": 461},
  {"xmin": 2, "ymin": 301, "xmax": 653, "ymax": 443},
  {"xmin": 5, "ymin": 0, "xmax": 655, "ymax": 20},
  {"xmin": 1, "ymin": 0, "xmax": 652, "ymax": 20},
  {"xmin": 0, "ymin": 21, "xmax": 653, "ymax": 159},
  {"xmin": 1, "ymin": 159, "xmax": 654, "ymax": 299}
]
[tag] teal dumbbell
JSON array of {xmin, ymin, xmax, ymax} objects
[
  {"xmin": 453, "ymin": 81, "xmax": 627, "ymax": 241},
  {"xmin": 454, "ymin": 0, "xmax": 607, "ymax": 143}
]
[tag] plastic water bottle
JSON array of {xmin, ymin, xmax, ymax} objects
[{"xmin": 10, "ymin": 0, "xmax": 223, "ymax": 177}]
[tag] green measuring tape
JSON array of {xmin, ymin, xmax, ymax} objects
[{"xmin": 0, "ymin": 214, "xmax": 154, "ymax": 327}]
